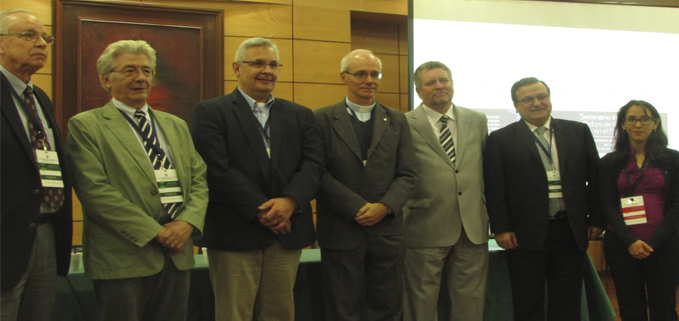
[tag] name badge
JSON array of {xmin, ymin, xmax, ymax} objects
[
  {"xmin": 36, "ymin": 149, "xmax": 64, "ymax": 188},
  {"xmin": 154, "ymin": 169, "xmax": 184, "ymax": 204},
  {"xmin": 547, "ymin": 171, "xmax": 562, "ymax": 198},
  {"xmin": 620, "ymin": 196, "xmax": 647, "ymax": 225}
]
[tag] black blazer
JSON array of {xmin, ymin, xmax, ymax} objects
[
  {"xmin": 191, "ymin": 88, "xmax": 324, "ymax": 251},
  {"xmin": 313, "ymin": 101, "xmax": 419, "ymax": 251},
  {"xmin": 1, "ymin": 73, "xmax": 73, "ymax": 292},
  {"xmin": 483, "ymin": 118, "xmax": 603, "ymax": 251}
]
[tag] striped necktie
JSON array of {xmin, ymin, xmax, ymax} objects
[
  {"xmin": 439, "ymin": 115, "xmax": 456, "ymax": 165},
  {"xmin": 134, "ymin": 110, "xmax": 181, "ymax": 218}
]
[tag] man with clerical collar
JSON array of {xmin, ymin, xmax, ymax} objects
[
  {"xmin": 1, "ymin": 9, "xmax": 73, "ymax": 321},
  {"xmin": 191, "ymin": 37, "xmax": 324, "ymax": 321},
  {"xmin": 483, "ymin": 77, "xmax": 604, "ymax": 320},
  {"xmin": 65, "ymin": 39, "xmax": 208, "ymax": 321},
  {"xmin": 403, "ymin": 61, "xmax": 490, "ymax": 321},
  {"xmin": 313, "ymin": 49, "xmax": 419, "ymax": 321}
]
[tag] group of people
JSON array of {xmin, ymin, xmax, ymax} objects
[{"xmin": 2, "ymin": 8, "xmax": 678, "ymax": 321}]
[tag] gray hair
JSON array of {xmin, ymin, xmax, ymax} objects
[
  {"xmin": 234, "ymin": 37, "xmax": 279, "ymax": 63},
  {"xmin": 340, "ymin": 49, "xmax": 382, "ymax": 72},
  {"xmin": 414, "ymin": 61, "xmax": 452, "ymax": 90},
  {"xmin": 0, "ymin": 9, "xmax": 32, "ymax": 34},
  {"xmin": 96, "ymin": 40, "xmax": 157, "ymax": 91}
]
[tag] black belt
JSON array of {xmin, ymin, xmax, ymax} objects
[
  {"xmin": 549, "ymin": 210, "xmax": 567, "ymax": 220},
  {"xmin": 38, "ymin": 214, "xmax": 51, "ymax": 225}
]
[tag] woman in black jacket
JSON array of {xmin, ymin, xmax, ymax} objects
[{"xmin": 599, "ymin": 100, "xmax": 679, "ymax": 321}]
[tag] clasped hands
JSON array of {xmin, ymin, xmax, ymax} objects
[
  {"xmin": 355, "ymin": 202, "xmax": 390, "ymax": 226},
  {"xmin": 258, "ymin": 196, "xmax": 297, "ymax": 235},
  {"xmin": 155, "ymin": 220, "xmax": 194, "ymax": 257}
]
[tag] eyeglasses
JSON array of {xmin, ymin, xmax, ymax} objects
[
  {"xmin": 343, "ymin": 71, "xmax": 383, "ymax": 80},
  {"xmin": 241, "ymin": 60, "xmax": 282, "ymax": 71},
  {"xmin": 0, "ymin": 31, "xmax": 55, "ymax": 44},
  {"xmin": 111, "ymin": 67, "xmax": 156, "ymax": 78},
  {"xmin": 624, "ymin": 116, "xmax": 655, "ymax": 126},
  {"xmin": 517, "ymin": 94, "xmax": 550, "ymax": 104}
]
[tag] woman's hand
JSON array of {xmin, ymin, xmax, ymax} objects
[{"xmin": 628, "ymin": 240, "xmax": 654, "ymax": 259}]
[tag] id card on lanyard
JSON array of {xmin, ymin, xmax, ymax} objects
[
  {"xmin": 154, "ymin": 169, "xmax": 184, "ymax": 204},
  {"xmin": 620, "ymin": 159, "xmax": 649, "ymax": 226},
  {"xmin": 36, "ymin": 149, "xmax": 64, "ymax": 188}
]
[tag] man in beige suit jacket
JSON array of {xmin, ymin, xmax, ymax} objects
[{"xmin": 403, "ymin": 61, "xmax": 489, "ymax": 321}]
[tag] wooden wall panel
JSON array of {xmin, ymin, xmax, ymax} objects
[
  {"xmin": 375, "ymin": 54, "xmax": 399, "ymax": 93},
  {"xmin": 1, "ymin": 0, "xmax": 52, "ymax": 24},
  {"xmin": 292, "ymin": 0, "xmax": 406, "ymax": 15},
  {"xmin": 399, "ymin": 54, "xmax": 409, "ymax": 93},
  {"xmin": 293, "ymin": 40, "xmax": 350, "ymax": 84},
  {"xmin": 224, "ymin": 80, "xmax": 293, "ymax": 101},
  {"xmin": 293, "ymin": 83, "xmax": 346, "ymax": 109},
  {"xmin": 224, "ymin": 37, "xmax": 293, "ymax": 82},
  {"xmin": 73, "ymin": 221, "xmax": 83, "ymax": 245},
  {"xmin": 400, "ymin": 93, "xmax": 410, "ymax": 112},
  {"xmin": 377, "ymin": 92, "xmax": 401, "ymax": 111},
  {"xmin": 32, "ymin": 74, "xmax": 52, "ymax": 99},
  {"xmin": 293, "ymin": 5, "xmax": 351, "ymax": 42},
  {"xmin": 398, "ymin": 22, "xmax": 408, "ymax": 56},
  {"xmin": 351, "ymin": 20, "xmax": 399, "ymax": 55},
  {"xmin": 148, "ymin": 1, "xmax": 292, "ymax": 38}
]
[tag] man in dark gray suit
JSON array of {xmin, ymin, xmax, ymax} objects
[
  {"xmin": 484, "ymin": 77, "xmax": 604, "ymax": 321},
  {"xmin": 1, "ymin": 9, "xmax": 72, "ymax": 321},
  {"xmin": 404, "ymin": 61, "xmax": 489, "ymax": 321},
  {"xmin": 314, "ymin": 49, "xmax": 419, "ymax": 321}
]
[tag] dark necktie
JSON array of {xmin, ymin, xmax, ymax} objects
[
  {"xmin": 24, "ymin": 86, "xmax": 64, "ymax": 211},
  {"xmin": 134, "ymin": 110, "xmax": 181, "ymax": 218},
  {"xmin": 439, "ymin": 115, "xmax": 456, "ymax": 165},
  {"xmin": 535, "ymin": 126, "xmax": 560, "ymax": 216}
]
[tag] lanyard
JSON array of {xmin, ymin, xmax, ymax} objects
[
  {"xmin": 624, "ymin": 157, "xmax": 649, "ymax": 197},
  {"xmin": 9, "ymin": 85, "xmax": 47, "ymax": 141},
  {"xmin": 118, "ymin": 108, "xmax": 164, "ymax": 155},
  {"xmin": 533, "ymin": 127, "xmax": 555, "ymax": 169},
  {"xmin": 254, "ymin": 110, "xmax": 271, "ymax": 143}
]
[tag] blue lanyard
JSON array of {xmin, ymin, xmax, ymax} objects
[
  {"xmin": 9, "ymin": 85, "xmax": 47, "ymax": 141},
  {"xmin": 533, "ymin": 127, "xmax": 554, "ymax": 164},
  {"xmin": 117, "ymin": 108, "xmax": 164, "ymax": 155}
]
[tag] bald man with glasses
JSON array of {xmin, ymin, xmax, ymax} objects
[{"xmin": 1, "ymin": 9, "xmax": 73, "ymax": 321}]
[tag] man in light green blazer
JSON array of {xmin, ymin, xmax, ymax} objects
[{"xmin": 65, "ymin": 40, "xmax": 208, "ymax": 321}]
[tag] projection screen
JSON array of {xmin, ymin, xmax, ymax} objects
[{"xmin": 411, "ymin": 0, "xmax": 679, "ymax": 154}]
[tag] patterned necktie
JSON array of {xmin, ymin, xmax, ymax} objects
[
  {"xmin": 134, "ymin": 110, "xmax": 181, "ymax": 218},
  {"xmin": 535, "ymin": 126, "xmax": 560, "ymax": 216},
  {"xmin": 24, "ymin": 86, "xmax": 65, "ymax": 211},
  {"xmin": 439, "ymin": 115, "xmax": 456, "ymax": 165}
]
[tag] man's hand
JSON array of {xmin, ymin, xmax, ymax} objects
[
  {"xmin": 268, "ymin": 219, "xmax": 292, "ymax": 235},
  {"xmin": 588, "ymin": 226, "xmax": 604, "ymax": 240},
  {"xmin": 354, "ymin": 203, "xmax": 390, "ymax": 226},
  {"xmin": 257, "ymin": 197, "xmax": 298, "ymax": 227},
  {"xmin": 155, "ymin": 220, "xmax": 194, "ymax": 252},
  {"xmin": 628, "ymin": 240, "xmax": 653, "ymax": 259},
  {"xmin": 495, "ymin": 232, "xmax": 518, "ymax": 250}
]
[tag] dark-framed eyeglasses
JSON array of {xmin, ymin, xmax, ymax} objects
[
  {"xmin": 518, "ymin": 94, "xmax": 550, "ymax": 104},
  {"xmin": 624, "ymin": 116, "xmax": 655, "ymax": 126},
  {"xmin": 343, "ymin": 71, "xmax": 383, "ymax": 80},
  {"xmin": 241, "ymin": 60, "xmax": 282, "ymax": 71},
  {"xmin": 111, "ymin": 67, "xmax": 156, "ymax": 78},
  {"xmin": 0, "ymin": 31, "xmax": 55, "ymax": 44}
]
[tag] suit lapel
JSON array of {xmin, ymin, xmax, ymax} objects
[
  {"xmin": 454, "ymin": 106, "xmax": 471, "ymax": 165},
  {"xmin": 231, "ymin": 92, "xmax": 271, "ymax": 183},
  {"xmin": 268, "ymin": 100, "xmax": 285, "ymax": 173},
  {"xmin": 514, "ymin": 120, "xmax": 543, "ymax": 165},
  {"xmin": 331, "ymin": 103, "xmax": 362, "ymax": 161},
  {"xmin": 152, "ymin": 109, "xmax": 188, "ymax": 192},
  {"xmin": 552, "ymin": 119, "xmax": 568, "ymax": 173},
  {"xmin": 369, "ymin": 104, "xmax": 389, "ymax": 154},
  {"xmin": 1, "ymin": 74, "xmax": 37, "ymax": 170},
  {"xmin": 101, "ymin": 103, "xmax": 156, "ymax": 184},
  {"xmin": 410, "ymin": 105, "xmax": 454, "ymax": 168}
]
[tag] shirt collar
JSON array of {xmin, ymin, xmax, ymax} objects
[
  {"xmin": 237, "ymin": 87, "xmax": 275, "ymax": 111},
  {"xmin": 0, "ymin": 65, "xmax": 32, "ymax": 96},
  {"xmin": 112, "ymin": 98, "xmax": 149, "ymax": 119},
  {"xmin": 524, "ymin": 117, "xmax": 552, "ymax": 132},
  {"xmin": 422, "ymin": 103, "xmax": 455, "ymax": 127},
  {"xmin": 345, "ymin": 97, "xmax": 375, "ymax": 113}
]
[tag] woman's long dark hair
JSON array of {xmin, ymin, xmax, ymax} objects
[{"xmin": 613, "ymin": 100, "xmax": 668, "ymax": 165}]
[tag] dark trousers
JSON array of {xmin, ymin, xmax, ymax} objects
[
  {"xmin": 321, "ymin": 233, "xmax": 404, "ymax": 321},
  {"xmin": 604, "ymin": 230, "xmax": 679, "ymax": 321},
  {"xmin": 93, "ymin": 256, "xmax": 190, "ymax": 321},
  {"xmin": 506, "ymin": 218, "xmax": 585, "ymax": 321}
]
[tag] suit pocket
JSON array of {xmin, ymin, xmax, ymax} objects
[{"xmin": 405, "ymin": 198, "xmax": 431, "ymax": 209}]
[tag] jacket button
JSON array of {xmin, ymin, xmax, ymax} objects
[
  {"xmin": 458, "ymin": 191, "xmax": 462, "ymax": 196},
  {"xmin": 455, "ymin": 170, "xmax": 459, "ymax": 174},
  {"xmin": 33, "ymin": 189, "xmax": 40, "ymax": 195},
  {"xmin": 29, "ymin": 223, "xmax": 37, "ymax": 229}
]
